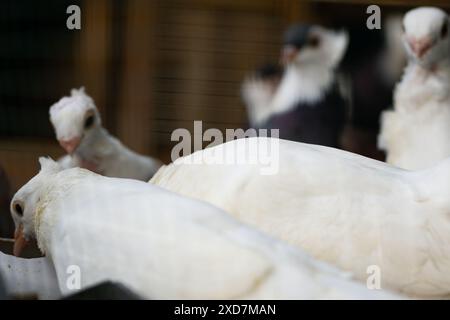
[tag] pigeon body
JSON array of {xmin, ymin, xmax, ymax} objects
[
  {"xmin": 378, "ymin": 7, "xmax": 450, "ymax": 169},
  {"xmin": 242, "ymin": 24, "xmax": 348, "ymax": 147},
  {"xmin": 50, "ymin": 88, "xmax": 162, "ymax": 180},
  {"xmin": 258, "ymin": 81, "xmax": 345, "ymax": 146},
  {"xmin": 10, "ymin": 158, "xmax": 398, "ymax": 299},
  {"xmin": 151, "ymin": 137, "xmax": 450, "ymax": 298}
]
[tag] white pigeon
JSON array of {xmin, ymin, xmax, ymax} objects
[
  {"xmin": 151, "ymin": 137, "xmax": 450, "ymax": 298},
  {"xmin": 0, "ymin": 251, "xmax": 60, "ymax": 299},
  {"xmin": 242, "ymin": 24, "xmax": 348, "ymax": 147},
  {"xmin": 378, "ymin": 7, "xmax": 450, "ymax": 170},
  {"xmin": 49, "ymin": 88, "xmax": 162, "ymax": 181},
  {"xmin": 10, "ymin": 157, "xmax": 398, "ymax": 300}
]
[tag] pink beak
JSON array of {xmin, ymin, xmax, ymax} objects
[
  {"xmin": 59, "ymin": 137, "xmax": 81, "ymax": 154},
  {"xmin": 408, "ymin": 38, "xmax": 433, "ymax": 59},
  {"xmin": 13, "ymin": 224, "xmax": 29, "ymax": 257}
]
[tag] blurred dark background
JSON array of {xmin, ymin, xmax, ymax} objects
[{"xmin": 0, "ymin": 0, "xmax": 449, "ymax": 237}]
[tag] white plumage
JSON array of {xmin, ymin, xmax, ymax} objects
[
  {"xmin": 49, "ymin": 88, "xmax": 162, "ymax": 180},
  {"xmin": 378, "ymin": 7, "xmax": 450, "ymax": 170},
  {"xmin": 151, "ymin": 137, "xmax": 450, "ymax": 298},
  {"xmin": 10, "ymin": 158, "xmax": 398, "ymax": 299},
  {"xmin": 0, "ymin": 251, "xmax": 60, "ymax": 299}
]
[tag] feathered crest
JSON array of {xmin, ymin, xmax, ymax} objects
[
  {"xmin": 50, "ymin": 86, "xmax": 97, "ymax": 115},
  {"xmin": 70, "ymin": 86, "xmax": 87, "ymax": 97},
  {"xmin": 69, "ymin": 86, "xmax": 96, "ymax": 109}
]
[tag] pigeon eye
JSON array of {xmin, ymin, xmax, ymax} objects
[
  {"xmin": 14, "ymin": 203, "xmax": 23, "ymax": 217},
  {"xmin": 441, "ymin": 22, "xmax": 448, "ymax": 39},
  {"xmin": 84, "ymin": 115, "xmax": 95, "ymax": 129},
  {"xmin": 308, "ymin": 36, "xmax": 320, "ymax": 48}
]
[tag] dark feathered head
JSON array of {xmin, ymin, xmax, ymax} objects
[{"xmin": 281, "ymin": 24, "xmax": 348, "ymax": 68}]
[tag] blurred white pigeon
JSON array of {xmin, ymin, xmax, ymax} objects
[
  {"xmin": 10, "ymin": 158, "xmax": 398, "ymax": 299},
  {"xmin": 49, "ymin": 88, "xmax": 162, "ymax": 180},
  {"xmin": 0, "ymin": 251, "xmax": 60, "ymax": 299},
  {"xmin": 242, "ymin": 24, "xmax": 348, "ymax": 147},
  {"xmin": 378, "ymin": 7, "xmax": 450, "ymax": 170},
  {"xmin": 151, "ymin": 137, "xmax": 450, "ymax": 298}
]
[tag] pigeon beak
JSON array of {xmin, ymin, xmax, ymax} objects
[
  {"xmin": 281, "ymin": 46, "xmax": 299, "ymax": 65},
  {"xmin": 59, "ymin": 137, "xmax": 81, "ymax": 155},
  {"xmin": 13, "ymin": 224, "xmax": 29, "ymax": 257},
  {"xmin": 408, "ymin": 38, "xmax": 433, "ymax": 59}
]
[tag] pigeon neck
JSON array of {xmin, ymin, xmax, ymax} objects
[
  {"xmin": 411, "ymin": 52, "xmax": 450, "ymax": 74},
  {"xmin": 34, "ymin": 169, "xmax": 91, "ymax": 257},
  {"xmin": 436, "ymin": 56, "xmax": 450, "ymax": 73},
  {"xmin": 77, "ymin": 127, "xmax": 113, "ymax": 159},
  {"xmin": 34, "ymin": 176, "xmax": 61, "ymax": 257},
  {"xmin": 398, "ymin": 56, "xmax": 450, "ymax": 111},
  {"xmin": 89, "ymin": 126, "xmax": 110, "ymax": 142}
]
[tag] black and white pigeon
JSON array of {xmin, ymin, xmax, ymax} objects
[{"xmin": 242, "ymin": 24, "xmax": 348, "ymax": 147}]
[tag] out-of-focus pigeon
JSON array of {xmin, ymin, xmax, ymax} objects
[
  {"xmin": 378, "ymin": 7, "xmax": 450, "ymax": 169},
  {"xmin": 242, "ymin": 24, "xmax": 348, "ymax": 147},
  {"xmin": 50, "ymin": 88, "xmax": 162, "ymax": 180},
  {"xmin": 151, "ymin": 136, "xmax": 450, "ymax": 298}
]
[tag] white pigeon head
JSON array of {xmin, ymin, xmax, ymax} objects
[
  {"xmin": 281, "ymin": 24, "xmax": 349, "ymax": 70},
  {"xmin": 49, "ymin": 87, "xmax": 101, "ymax": 155},
  {"xmin": 10, "ymin": 157, "xmax": 62, "ymax": 257},
  {"xmin": 402, "ymin": 7, "xmax": 449, "ymax": 67}
]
